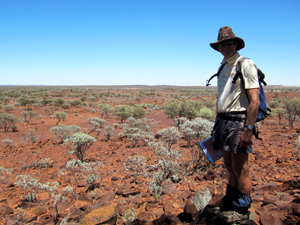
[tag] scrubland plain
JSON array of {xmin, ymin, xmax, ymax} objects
[{"xmin": 0, "ymin": 85, "xmax": 300, "ymax": 224}]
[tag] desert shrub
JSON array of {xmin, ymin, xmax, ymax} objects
[
  {"xmin": 178, "ymin": 99, "xmax": 200, "ymax": 120},
  {"xmin": 39, "ymin": 181, "xmax": 73, "ymax": 224},
  {"xmin": 123, "ymin": 118, "xmax": 155, "ymax": 147},
  {"xmin": 155, "ymin": 127, "xmax": 181, "ymax": 150},
  {"xmin": 88, "ymin": 117, "xmax": 106, "ymax": 133},
  {"xmin": 50, "ymin": 124, "xmax": 81, "ymax": 143},
  {"xmin": 180, "ymin": 117, "xmax": 214, "ymax": 170},
  {"xmin": 54, "ymin": 98, "xmax": 64, "ymax": 106},
  {"xmin": 0, "ymin": 166, "xmax": 13, "ymax": 180},
  {"xmin": 2, "ymin": 138, "xmax": 13, "ymax": 147},
  {"xmin": 181, "ymin": 126, "xmax": 197, "ymax": 148},
  {"xmin": 192, "ymin": 117, "xmax": 214, "ymax": 141},
  {"xmin": 98, "ymin": 104, "xmax": 111, "ymax": 118},
  {"xmin": 70, "ymin": 100, "xmax": 81, "ymax": 107},
  {"xmin": 21, "ymin": 111, "xmax": 37, "ymax": 124},
  {"xmin": 21, "ymin": 158, "xmax": 53, "ymax": 170},
  {"xmin": 103, "ymin": 125, "xmax": 115, "ymax": 141},
  {"xmin": 149, "ymin": 171, "xmax": 164, "ymax": 199},
  {"xmin": 113, "ymin": 105, "xmax": 132, "ymax": 123},
  {"xmin": 268, "ymin": 99, "xmax": 280, "ymax": 108},
  {"xmin": 163, "ymin": 99, "xmax": 179, "ymax": 122},
  {"xmin": 284, "ymin": 98, "xmax": 300, "ymax": 128},
  {"xmin": 174, "ymin": 117, "xmax": 188, "ymax": 128},
  {"xmin": 22, "ymin": 129, "xmax": 40, "ymax": 143},
  {"xmin": 60, "ymin": 159, "xmax": 101, "ymax": 195},
  {"xmin": 2, "ymin": 97, "xmax": 10, "ymax": 103},
  {"xmin": 121, "ymin": 208, "xmax": 137, "ymax": 224},
  {"xmin": 15, "ymin": 175, "xmax": 40, "ymax": 202},
  {"xmin": 163, "ymin": 99, "xmax": 200, "ymax": 122},
  {"xmin": 17, "ymin": 96, "xmax": 31, "ymax": 106},
  {"xmin": 199, "ymin": 107, "xmax": 214, "ymax": 120},
  {"xmin": 11, "ymin": 124, "xmax": 18, "ymax": 132},
  {"xmin": 53, "ymin": 111, "xmax": 68, "ymax": 125},
  {"xmin": 0, "ymin": 113, "xmax": 18, "ymax": 132},
  {"xmin": 2, "ymin": 105, "xmax": 14, "ymax": 112},
  {"xmin": 61, "ymin": 103, "xmax": 70, "ymax": 109},
  {"xmin": 124, "ymin": 155, "xmax": 147, "ymax": 184},
  {"xmin": 87, "ymin": 107, "xmax": 96, "ymax": 113},
  {"xmin": 113, "ymin": 123, "xmax": 119, "ymax": 129},
  {"xmin": 296, "ymin": 136, "xmax": 300, "ymax": 149},
  {"xmin": 131, "ymin": 105, "xmax": 146, "ymax": 119},
  {"xmin": 41, "ymin": 99, "xmax": 53, "ymax": 106},
  {"xmin": 273, "ymin": 108, "xmax": 286, "ymax": 124},
  {"xmin": 203, "ymin": 98, "xmax": 215, "ymax": 108},
  {"xmin": 64, "ymin": 133, "xmax": 96, "ymax": 161}
]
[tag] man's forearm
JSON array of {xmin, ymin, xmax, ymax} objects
[{"xmin": 245, "ymin": 88, "xmax": 260, "ymax": 127}]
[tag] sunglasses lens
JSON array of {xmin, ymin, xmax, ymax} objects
[{"xmin": 219, "ymin": 41, "xmax": 234, "ymax": 48}]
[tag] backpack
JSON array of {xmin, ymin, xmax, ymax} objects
[{"xmin": 206, "ymin": 57, "xmax": 271, "ymax": 140}]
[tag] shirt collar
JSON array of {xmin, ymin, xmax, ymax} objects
[{"xmin": 221, "ymin": 52, "xmax": 240, "ymax": 65}]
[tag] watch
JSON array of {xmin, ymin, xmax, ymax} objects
[{"xmin": 246, "ymin": 125, "xmax": 254, "ymax": 131}]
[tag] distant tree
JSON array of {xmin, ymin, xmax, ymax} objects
[
  {"xmin": 98, "ymin": 104, "xmax": 111, "ymax": 118},
  {"xmin": 2, "ymin": 105, "xmax": 14, "ymax": 113},
  {"xmin": 114, "ymin": 105, "xmax": 132, "ymax": 123},
  {"xmin": 131, "ymin": 105, "xmax": 146, "ymax": 119},
  {"xmin": 0, "ymin": 113, "xmax": 18, "ymax": 132},
  {"xmin": 273, "ymin": 108, "xmax": 285, "ymax": 124},
  {"xmin": 88, "ymin": 117, "xmax": 106, "ymax": 133},
  {"xmin": 18, "ymin": 96, "xmax": 31, "ymax": 106},
  {"xmin": 284, "ymin": 98, "xmax": 300, "ymax": 128},
  {"xmin": 268, "ymin": 99, "xmax": 280, "ymax": 108},
  {"xmin": 53, "ymin": 111, "xmax": 68, "ymax": 126},
  {"xmin": 103, "ymin": 125, "xmax": 115, "ymax": 141},
  {"xmin": 21, "ymin": 111, "xmax": 37, "ymax": 124},
  {"xmin": 163, "ymin": 100, "xmax": 180, "ymax": 122},
  {"xmin": 64, "ymin": 133, "xmax": 96, "ymax": 161},
  {"xmin": 50, "ymin": 124, "xmax": 81, "ymax": 143},
  {"xmin": 54, "ymin": 98, "xmax": 64, "ymax": 106}
]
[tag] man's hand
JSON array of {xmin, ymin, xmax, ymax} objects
[{"xmin": 239, "ymin": 128, "xmax": 253, "ymax": 149}]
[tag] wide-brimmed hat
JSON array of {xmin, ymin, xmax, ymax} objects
[{"xmin": 210, "ymin": 26, "xmax": 245, "ymax": 52}]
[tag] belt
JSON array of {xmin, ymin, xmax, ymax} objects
[{"xmin": 217, "ymin": 111, "xmax": 246, "ymax": 122}]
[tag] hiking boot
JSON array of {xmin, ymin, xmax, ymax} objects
[
  {"xmin": 206, "ymin": 206, "xmax": 220, "ymax": 215},
  {"xmin": 217, "ymin": 210, "xmax": 249, "ymax": 223}
]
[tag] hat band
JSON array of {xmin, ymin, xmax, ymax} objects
[{"xmin": 219, "ymin": 35, "xmax": 235, "ymax": 42}]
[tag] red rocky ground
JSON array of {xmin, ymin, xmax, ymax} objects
[{"xmin": 0, "ymin": 87, "xmax": 300, "ymax": 224}]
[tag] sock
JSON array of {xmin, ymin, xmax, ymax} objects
[
  {"xmin": 222, "ymin": 184, "xmax": 238, "ymax": 204},
  {"xmin": 232, "ymin": 192, "xmax": 252, "ymax": 214}
]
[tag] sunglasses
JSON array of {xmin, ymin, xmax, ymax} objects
[{"xmin": 218, "ymin": 40, "xmax": 236, "ymax": 48}]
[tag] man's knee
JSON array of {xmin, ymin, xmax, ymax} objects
[{"xmin": 232, "ymin": 161, "xmax": 249, "ymax": 177}]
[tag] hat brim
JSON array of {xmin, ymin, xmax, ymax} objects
[{"xmin": 210, "ymin": 37, "xmax": 245, "ymax": 52}]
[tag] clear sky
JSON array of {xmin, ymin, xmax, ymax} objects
[{"xmin": 1, "ymin": 0, "xmax": 299, "ymax": 86}]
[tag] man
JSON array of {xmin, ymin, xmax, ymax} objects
[{"xmin": 210, "ymin": 26, "xmax": 260, "ymax": 223}]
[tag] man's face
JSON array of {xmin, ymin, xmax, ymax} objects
[{"xmin": 218, "ymin": 40, "xmax": 237, "ymax": 59}]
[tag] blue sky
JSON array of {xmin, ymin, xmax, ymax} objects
[{"xmin": 1, "ymin": 0, "xmax": 299, "ymax": 86}]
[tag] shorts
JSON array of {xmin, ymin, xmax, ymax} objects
[{"xmin": 212, "ymin": 112, "xmax": 253, "ymax": 154}]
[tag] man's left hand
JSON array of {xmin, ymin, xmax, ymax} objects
[{"xmin": 239, "ymin": 129, "xmax": 253, "ymax": 149}]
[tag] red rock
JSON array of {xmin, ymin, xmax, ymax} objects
[
  {"xmin": 163, "ymin": 201, "xmax": 174, "ymax": 213},
  {"xmin": 183, "ymin": 200, "xmax": 198, "ymax": 218}
]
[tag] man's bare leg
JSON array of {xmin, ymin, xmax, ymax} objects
[{"xmin": 231, "ymin": 152, "xmax": 251, "ymax": 193}]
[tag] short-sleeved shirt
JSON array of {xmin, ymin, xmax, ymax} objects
[{"xmin": 217, "ymin": 52, "xmax": 259, "ymax": 113}]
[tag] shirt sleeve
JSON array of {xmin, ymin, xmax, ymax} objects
[{"xmin": 242, "ymin": 59, "xmax": 260, "ymax": 89}]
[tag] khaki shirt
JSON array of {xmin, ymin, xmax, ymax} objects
[{"xmin": 217, "ymin": 52, "xmax": 259, "ymax": 113}]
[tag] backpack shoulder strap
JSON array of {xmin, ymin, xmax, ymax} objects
[
  {"xmin": 232, "ymin": 57, "xmax": 247, "ymax": 85},
  {"xmin": 206, "ymin": 63, "xmax": 226, "ymax": 86}
]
